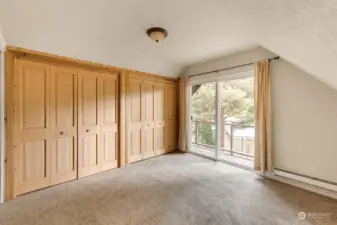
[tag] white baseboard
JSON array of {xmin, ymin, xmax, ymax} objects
[
  {"xmin": 266, "ymin": 169, "xmax": 337, "ymax": 200},
  {"xmin": 186, "ymin": 151, "xmax": 337, "ymax": 200}
]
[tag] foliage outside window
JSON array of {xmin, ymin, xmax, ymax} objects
[{"xmin": 192, "ymin": 78, "xmax": 254, "ymax": 146}]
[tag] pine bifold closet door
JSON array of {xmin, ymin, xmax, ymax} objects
[
  {"xmin": 50, "ymin": 65, "xmax": 78, "ymax": 186},
  {"xmin": 99, "ymin": 73, "xmax": 118, "ymax": 172},
  {"xmin": 127, "ymin": 76, "xmax": 157, "ymax": 163},
  {"xmin": 154, "ymin": 82, "xmax": 166, "ymax": 155},
  {"xmin": 165, "ymin": 83, "xmax": 177, "ymax": 152},
  {"xmin": 127, "ymin": 76, "xmax": 143, "ymax": 163},
  {"xmin": 127, "ymin": 74, "xmax": 177, "ymax": 163},
  {"xmin": 14, "ymin": 61, "xmax": 78, "ymax": 195},
  {"xmin": 142, "ymin": 81, "xmax": 155, "ymax": 159},
  {"xmin": 78, "ymin": 70, "xmax": 118, "ymax": 178},
  {"xmin": 13, "ymin": 59, "xmax": 51, "ymax": 195}
]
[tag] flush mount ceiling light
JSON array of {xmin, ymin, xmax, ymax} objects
[{"xmin": 146, "ymin": 27, "xmax": 168, "ymax": 43}]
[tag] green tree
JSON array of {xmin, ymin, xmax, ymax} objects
[
  {"xmin": 199, "ymin": 123, "xmax": 215, "ymax": 146},
  {"xmin": 219, "ymin": 78, "xmax": 254, "ymax": 125},
  {"xmin": 191, "ymin": 83, "xmax": 216, "ymax": 122},
  {"xmin": 192, "ymin": 78, "xmax": 254, "ymax": 124},
  {"xmin": 192, "ymin": 78, "xmax": 254, "ymax": 145}
]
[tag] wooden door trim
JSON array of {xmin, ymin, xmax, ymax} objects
[
  {"xmin": 6, "ymin": 46, "xmax": 121, "ymax": 74},
  {"xmin": 127, "ymin": 71, "xmax": 177, "ymax": 83},
  {"xmin": 4, "ymin": 51, "xmax": 15, "ymax": 200},
  {"xmin": 6, "ymin": 46, "xmax": 178, "ymax": 82}
]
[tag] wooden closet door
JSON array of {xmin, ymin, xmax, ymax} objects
[
  {"xmin": 165, "ymin": 84, "xmax": 177, "ymax": 152},
  {"xmin": 99, "ymin": 73, "xmax": 118, "ymax": 171},
  {"xmin": 154, "ymin": 83, "xmax": 166, "ymax": 156},
  {"xmin": 78, "ymin": 70, "xmax": 101, "ymax": 178},
  {"xmin": 50, "ymin": 65, "xmax": 77, "ymax": 185},
  {"xmin": 142, "ymin": 81, "xmax": 155, "ymax": 159},
  {"xmin": 127, "ymin": 77, "xmax": 143, "ymax": 163},
  {"xmin": 14, "ymin": 59, "xmax": 51, "ymax": 195}
]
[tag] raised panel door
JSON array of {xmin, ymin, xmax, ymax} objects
[
  {"xmin": 99, "ymin": 73, "xmax": 118, "ymax": 171},
  {"xmin": 166, "ymin": 84, "xmax": 177, "ymax": 120},
  {"xmin": 142, "ymin": 81, "xmax": 155, "ymax": 159},
  {"xmin": 78, "ymin": 70, "xmax": 100, "ymax": 178},
  {"xmin": 127, "ymin": 77, "xmax": 143, "ymax": 163},
  {"xmin": 14, "ymin": 59, "xmax": 51, "ymax": 195},
  {"xmin": 154, "ymin": 83, "xmax": 166, "ymax": 155},
  {"xmin": 165, "ymin": 84, "xmax": 177, "ymax": 152},
  {"xmin": 50, "ymin": 65, "xmax": 77, "ymax": 185},
  {"xmin": 166, "ymin": 120, "xmax": 176, "ymax": 151}
]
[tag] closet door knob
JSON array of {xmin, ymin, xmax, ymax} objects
[
  {"xmin": 86, "ymin": 129, "xmax": 90, "ymax": 132},
  {"xmin": 60, "ymin": 131, "xmax": 64, "ymax": 135}
]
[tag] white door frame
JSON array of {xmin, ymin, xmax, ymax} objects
[
  {"xmin": 215, "ymin": 81, "xmax": 220, "ymax": 160},
  {"xmin": 187, "ymin": 81, "xmax": 219, "ymax": 160},
  {"xmin": 186, "ymin": 85, "xmax": 192, "ymax": 152}
]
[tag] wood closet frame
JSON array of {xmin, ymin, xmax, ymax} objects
[{"xmin": 3, "ymin": 46, "xmax": 178, "ymax": 201}]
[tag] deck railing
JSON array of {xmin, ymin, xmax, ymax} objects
[{"xmin": 191, "ymin": 121, "xmax": 255, "ymax": 158}]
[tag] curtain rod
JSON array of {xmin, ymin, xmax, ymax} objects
[{"xmin": 188, "ymin": 56, "xmax": 280, "ymax": 78}]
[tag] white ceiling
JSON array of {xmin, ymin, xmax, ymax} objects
[{"xmin": 1, "ymin": 0, "xmax": 337, "ymax": 87}]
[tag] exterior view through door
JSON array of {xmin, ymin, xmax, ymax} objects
[{"xmin": 189, "ymin": 70, "xmax": 254, "ymax": 167}]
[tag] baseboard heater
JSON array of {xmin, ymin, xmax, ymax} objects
[{"xmin": 273, "ymin": 168, "xmax": 337, "ymax": 193}]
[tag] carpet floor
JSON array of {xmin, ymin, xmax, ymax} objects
[{"xmin": 1, "ymin": 153, "xmax": 337, "ymax": 225}]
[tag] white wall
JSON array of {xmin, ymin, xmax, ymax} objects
[
  {"xmin": 271, "ymin": 59, "xmax": 337, "ymax": 183},
  {"xmin": 184, "ymin": 47, "xmax": 276, "ymax": 76},
  {"xmin": 186, "ymin": 47, "xmax": 337, "ymax": 184},
  {"xmin": 0, "ymin": 25, "xmax": 5, "ymax": 48},
  {"xmin": 0, "ymin": 25, "xmax": 5, "ymax": 203}
]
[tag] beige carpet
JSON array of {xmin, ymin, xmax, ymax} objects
[{"xmin": 1, "ymin": 153, "xmax": 337, "ymax": 225}]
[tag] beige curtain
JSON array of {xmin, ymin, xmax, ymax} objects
[
  {"xmin": 178, "ymin": 75, "xmax": 189, "ymax": 151},
  {"xmin": 254, "ymin": 60, "xmax": 272, "ymax": 172}
]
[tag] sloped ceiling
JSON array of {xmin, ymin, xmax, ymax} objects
[{"xmin": 0, "ymin": 1, "xmax": 337, "ymax": 87}]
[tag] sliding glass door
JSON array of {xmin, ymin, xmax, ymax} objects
[{"xmin": 188, "ymin": 70, "xmax": 254, "ymax": 167}]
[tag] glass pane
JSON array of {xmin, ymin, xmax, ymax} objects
[
  {"xmin": 218, "ymin": 75, "xmax": 255, "ymax": 164},
  {"xmin": 190, "ymin": 82, "xmax": 216, "ymax": 159}
]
